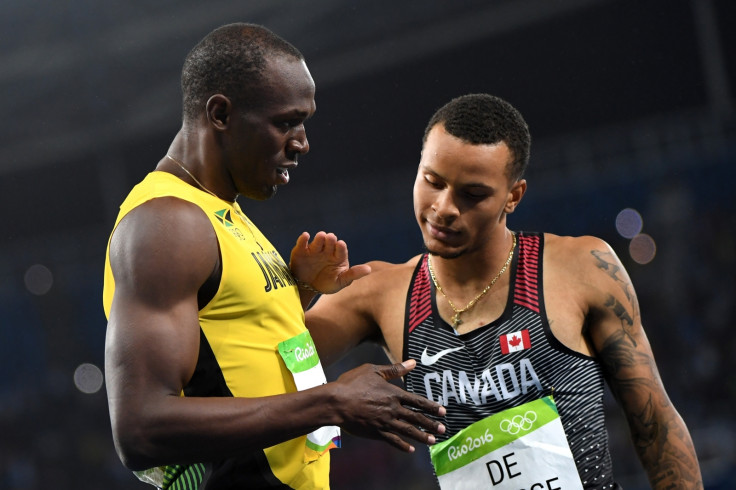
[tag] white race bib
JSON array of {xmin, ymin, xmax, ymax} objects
[
  {"xmin": 430, "ymin": 396, "xmax": 582, "ymax": 489},
  {"xmin": 278, "ymin": 331, "xmax": 341, "ymax": 462}
]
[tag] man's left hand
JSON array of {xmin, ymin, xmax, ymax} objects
[{"xmin": 290, "ymin": 231, "xmax": 371, "ymax": 294}]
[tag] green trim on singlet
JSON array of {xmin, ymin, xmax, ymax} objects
[{"xmin": 163, "ymin": 463, "xmax": 205, "ymax": 489}]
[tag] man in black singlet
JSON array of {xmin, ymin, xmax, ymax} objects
[{"xmin": 306, "ymin": 94, "xmax": 702, "ymax": 489}]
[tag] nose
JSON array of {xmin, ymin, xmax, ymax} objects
[
  {"xmin": 288, "ymin": 126, "xmax": 309, "ymax": 155},
  {"xmin": 432, "ymin": 189, "xmax": 459, "ymax": 219}
]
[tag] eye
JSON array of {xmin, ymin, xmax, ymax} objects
[
  {"xmin": 464, "ymin": 190, "xmax": 488, "ymax": 200},
  {"xmin": 424, "ymin": 175, "xmax": 443, "ymax": 188},
  {"xmin": 276, "ymin": 119, "xmax": 303, "ymax": 131}
]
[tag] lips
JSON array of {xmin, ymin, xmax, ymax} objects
[
  {"xmin": 276, "ymin": 167, "xmax": 290, "ymax": 184},
  {"xmin": 276, "ymin": 162, "xmax": 297, "ymax": 185},
  {"xmin": 427, "ymin": 220, "xmax": 459, "ymax": 240}
]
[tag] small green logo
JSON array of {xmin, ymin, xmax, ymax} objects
[{"xmin": 214, "ymin": 209, "xmax": 234, "ymax": 228}]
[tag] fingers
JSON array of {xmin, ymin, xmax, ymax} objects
[
  {"xmin": 378, "ymin": 430, "xmax": 416, "ymax": 453},
  {"xmin": 377, "ymin": 406, "xmax": 446, "ymax": 449},
  {"xmin": 307, "ymin": 232, "xmax": 339, "ymax": 256},
  {"xmin": 374, "ymin": 360, "xmax": 447, "ymax": 420},
  {"xmin": 309, "ymin": 231, "xmax": 326, "ymax": 253},
  {"xmin": 294, "ymin": 231, "xmax": 311, "ymax": 250},
  {"xmin": 352, "ymin": 412, "xmax": 443, "ymax": 452},
  {"xmin": 333, "ymin": 239, "xmax": 348, "ymax": 262},
  {"xmin": 290, "ymin": 232, "xmax": 311, "ymax": 263},
  {"xmin": 337, "ymin": 363, "xmax": 447, "ymax": 452},
  {"xmin": 297, "ymin": 232, "xmax": 358, "ymax": 263},
  {"xmin": 395, "ymin": 404, "xmax": 446, "ymax": 436},
  {"xmin": 377, "ymin": 359, "xmax": 416, "ymax": 381},
  {"xmin": 336, "ymin": 263, "xmax": 372, "ymax": 288}
]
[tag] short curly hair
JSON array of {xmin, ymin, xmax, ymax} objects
[
  {"xmin": 181, "ymin": 23, "xmax": 304, "ymax": 122},
  {"xmin": 424, "ymin": 94, "xmax": 531, "ymax": 182}
]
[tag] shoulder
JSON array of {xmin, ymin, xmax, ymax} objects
[
  {"xmin": 361, "ymin": 255, "xmax": 424, "ymax": 292},
  {"xmin": 113, "ymin": 196, "xmax": 214, "ymax": 251},
  {"xmin": 543, "ymin": 233, "xmax": 628, "ymax": 292},
  {"xmin": 110, "ymin": 196, "xmax": 218, "ymax": 291},
  {"xmin": 543, "ymin": 233, "xmax": 612, "ymax": 257},
  {"xmin": 543, "ymin": 232, "xmax": 634, "ymax": 308},
  {"xmin": 543, "ymin": 233, "xmax": 620, "ymax": 275}
]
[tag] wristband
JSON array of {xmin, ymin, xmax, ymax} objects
[{"xmin": 294, "ymin": 277, "xmax": 322, "ymax": 294}]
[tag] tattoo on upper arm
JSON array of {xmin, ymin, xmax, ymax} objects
[
  {"xmin": 591, "ymin": 250, "xmax": 638, "ymax": 308},
  {"xmin": 591, "ymin": 250, "xmax": 626, "ymax": 285},
  {"xmin": 604, "ymin": 294, "xmax": 636, "ymax": 346},
  {"xmin": 598, "ymin": 328, "xmax": 645, "ymax": 376},
  {"xmin": 591, "ymin": 247, "xmax": 621, "ymax": 274}
]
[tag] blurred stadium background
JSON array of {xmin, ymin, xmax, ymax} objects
[{"xmin": 1, "ymin": 0, "xmax": 734, "ymax": 488}]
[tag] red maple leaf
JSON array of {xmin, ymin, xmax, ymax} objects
[{"xmin": 509, "ymin": 335, "xmax": 522, "ymax": 347}]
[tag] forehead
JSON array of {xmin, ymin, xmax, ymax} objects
[
  {"xmin": 420, "ymin": 125, "xmax": 511, "ymax": 179},
  {"xmin": 255, "ymin": 56, "xmax": 316, "ymax": 113}
]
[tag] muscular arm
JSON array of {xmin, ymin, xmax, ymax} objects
[
  {"xmin": 305, "ymin": 258, "xmax": 414, "ymax": 367},
  {"xmin": 580, "ymin": 237, "xmax": 702, "ymax": 489},
  {"xmin": 105, "ymin": 198, "xmax": 444, "ymax": 470},
  {"xmin": 304, "ymin": 261, "xmax": 389, "ymax": 367}
]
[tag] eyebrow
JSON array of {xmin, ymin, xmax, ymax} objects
[
  {"xmin": 276, "ymin": 108, "xmax": 313, "ymax": 119},
  {"xmin": 421, "ymin": 166, "xmax": 493, "ymax": 190}
]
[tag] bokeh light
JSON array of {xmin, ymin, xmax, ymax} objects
[
  {"xmin": 615, "ymin": 208, "xmax": 643, "ymax": 239},
  {"xmin": 24, "ymin": 264, "xmax": 53, "ymax": 296},
  {"xmin": 73, "ymin": 363, "xmax": 104, "ymax": 394},
  {"xmin": 629, "ymin": 233, "xmax": 657, "ymax": 264}
]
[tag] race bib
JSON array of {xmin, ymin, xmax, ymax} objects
[
  {"xmin": 278, "ymin": 331, "xmax": 341, "ymax": 462},
  {"xmin": 429, "ymin": 396, "xmax": 582, "ymax": 489}
]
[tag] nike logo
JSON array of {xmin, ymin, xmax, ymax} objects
[{"xmin": 420, "ymin": 346, "xmax": 464, "ymax": 366}]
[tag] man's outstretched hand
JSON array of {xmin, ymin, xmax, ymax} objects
[
  {"xmin": 290, "ymin": 231, "xmax": 371, "ymax": 294},
  {"xmin": 332, "ymin": 359, "xmax": 446, "ymax": 453}
]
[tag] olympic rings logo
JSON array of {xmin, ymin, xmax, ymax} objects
[{"xmin": 499, "ymin": 411, "xmax": 537, "ymax": 435}]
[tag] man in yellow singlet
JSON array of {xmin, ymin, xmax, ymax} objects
[{"xmin": 102, "ymin": 23, "xmax": 445, "ymax": 489}]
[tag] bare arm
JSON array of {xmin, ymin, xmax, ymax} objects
[
  {"xmin": 105, "ymin": 198, "xmax": 444, "ymax": 470},
  {"xmin": 304, "ymin": 258, "xmax": 406, "ymax": 366},
  {"xmin": 579, "ymin": 237, "xmax": 702, "ymax": 489}
]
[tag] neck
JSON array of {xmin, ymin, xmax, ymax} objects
[
  {"xmin": 431, "ymin": 229, "xmax": 515, "ymax": 286},
  {"xmin": 161, "ymin": 135, "xmax": 238, "ymax": 203}
]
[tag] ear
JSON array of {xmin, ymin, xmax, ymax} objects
[
  {"xmin": 206, "ymin": 94, "xmax": 231, "ymax": 131},
  {"xmin": 504, "ymin": 179, "xmax": 527, "ymax": 214}
]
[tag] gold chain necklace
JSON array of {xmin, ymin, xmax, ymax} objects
[
  {"xmin": 165, "ymin": 154, "xmax": 263, "ymax": 250},
  {"xmin": 427, "ymin": 232, "xmax": 516, "ymax": 329},
  {"xmin": 166, "ymin": 154, "xmax": 227, "ymax": 201}
]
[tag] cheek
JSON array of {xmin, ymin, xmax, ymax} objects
[
  {"xmin": 262, "ymin": 139, "xmax": 284, "ymax": 157},
  {"xmin": 471, "ymin": 205, "xmax": 504, "ymax": 230},
  {"xmin": 413, "ymin": 183, "xmax": 429, "ymax": 216},
  {"xmin": 253, "ymin": 131, "xmax": 286, "ymax": 155}
]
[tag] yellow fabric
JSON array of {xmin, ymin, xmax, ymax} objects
[{"xmin": 103, "ymin": 171, "xmax": 329, "ymax": 489}]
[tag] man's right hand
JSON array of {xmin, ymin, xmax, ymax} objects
[{"xmin": 332, "ymin": 359, "xmax": 446, "ymax": 452}]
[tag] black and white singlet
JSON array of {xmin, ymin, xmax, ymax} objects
[{"xmin": 403, "ymin": 232, "xmax": 619, "ymax": 489}]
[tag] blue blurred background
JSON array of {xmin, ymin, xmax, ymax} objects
[{"xmin": 1, "ymin": 0, "xmax": 734, "ymax": 488}]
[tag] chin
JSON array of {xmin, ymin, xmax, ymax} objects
[
  {"xmin": 424, "ymin": 242, "xmax": 465, "ymax": 260},
  {"xmin": 265, "ymin": 185, "xmax": 278, "ymax": 199},
  {"xmin": 244, "ymin": 186, "xmax": 278, "ymax": 201}
]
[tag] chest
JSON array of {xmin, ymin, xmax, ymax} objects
[{"xmin": 390, "ymin": 247, "xmax": 591, "ymax": 361}]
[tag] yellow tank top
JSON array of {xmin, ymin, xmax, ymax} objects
[{"xmin": 103, "ymin": 171, "xmax": 330, "ymax": 489}]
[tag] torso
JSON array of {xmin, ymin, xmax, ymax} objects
[
  {"xmin": 370, "ymin": 232, "xmax": 617, "ymax": 489},
  {"xmin": 104, "ymin": 171, "xmax": 329, "ymax": 489}
]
